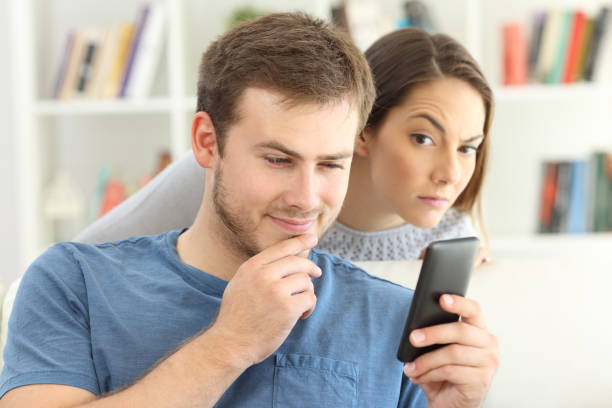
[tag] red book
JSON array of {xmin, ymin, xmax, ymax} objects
[
  {"xmin": 99, "ymin": 179, "xmax": 127, "ymax": 217},
  {"xmin": 563, "ymin": 10, "xmax": 587, "ymax": 83},
  {"xmin": 503, "ymin": 22, "xmax": 528, "ymax": 85},
  {"xmin": 539, "ymin": 162, "xmax": 559, "ymax": 232}
]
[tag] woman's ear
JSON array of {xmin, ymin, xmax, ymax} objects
[
  {"xmin": 191, "ymin": 112, "xmax": 219, "ymax": 169},
  {"xmin": 355, "ymin": 127, "xmax": 373, "ymax": 157}
]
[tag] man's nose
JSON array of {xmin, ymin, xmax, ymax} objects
[{"xmin": 283, "ymin": 168, "xmax": 320, "ymax": 211}]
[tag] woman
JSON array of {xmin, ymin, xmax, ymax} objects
[
  {"xmin": 77, "ymin": 27, "xmax": 493, "ymax": 264},
  {"xmin": 317, "ymin": 27, "xmax": 493, "ymax": 263}
]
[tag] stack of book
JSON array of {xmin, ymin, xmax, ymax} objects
[
  {"xmin": 52, "ymin": 2, "xmax": 165, "ymax": 100},
  {"xmin": 538, "ymin": 152, "xmax": 612, "ymax": 234},
  {"xmin": 503, "ymin": 6, "xmax": 611, "ymax": 85}
]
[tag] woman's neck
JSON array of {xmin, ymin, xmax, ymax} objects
[{"xmin": 338, "ymin": 156, "xmax": 406, "ymax": 232}]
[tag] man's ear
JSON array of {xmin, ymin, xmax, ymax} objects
[
  {"xmin": 355, "ymin": 127, "xmax": 373, "ymax": 157},
  {"xmin": 191, "ymin": 111, "xmax": 219, "ymax": 169}
]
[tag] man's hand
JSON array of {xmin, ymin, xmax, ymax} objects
[
  {"xmin": 403, "ymin": 294, "xmax": 499, "ymax": 408},
  {"xmin": 209, "ymin": 234, "xmax": 322, "ymax": 367}
]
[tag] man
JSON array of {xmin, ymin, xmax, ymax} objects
[{"xmin": 1, "ymin": 13, "xmax": 498, "ymax": 407}]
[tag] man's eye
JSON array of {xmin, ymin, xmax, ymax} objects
[
  {"xmin": 265, "ymin": 157, "xmax": 290, "ymax": 165},
  {"xmin": 321, "ymin": 162, "xmax": 344, "ymax": 170}
]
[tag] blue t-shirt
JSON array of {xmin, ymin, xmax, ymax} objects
[{"xmin": 0, "ymin": 229, "xmax": 426, "ymax": 407}]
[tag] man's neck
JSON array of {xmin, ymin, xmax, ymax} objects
[
  {"xmin": 337, "ymin": 156, "xmax": 406, "ymax": 232},
  {"xmin": 176, "ymin": 202, "xmax": 247, "ymax": 282}
]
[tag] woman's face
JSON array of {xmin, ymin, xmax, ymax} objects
[{"xmin": 359, "ymin": 77, "xmax": 486, "ymax": 229}]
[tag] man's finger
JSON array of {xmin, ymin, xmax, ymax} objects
[
  {"xmin": 276, "ymin": 272, "xmax": 316, "ymax": 297},
  {"xmin": 251, "ymin": 234, "xmax": 318, "ymax": 265},
  {"xmin": 264, "ymin": 255, "xmax": 322, "ymax": 280},
  {"xmin": 439, "ymin": 294, "xmax": 487, "ymax": 329},
  {"xmin": 403, "ymin": 343, "xmax": 491, "ymax": 378},
  {"xmin": 410, "ymin": 320, "xmax": 490, "ymax": 350}
]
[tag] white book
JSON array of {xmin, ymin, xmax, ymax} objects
[
  {"xmin": 88, "ymin": 25, "xmax": 120, "ymax": 99},
  {"xmin": 594, "ymin": 10, "xmax": 612, "ymax": 84},
  {"xmin": 124, "ymin": 2, "xmax": 166, "ymax": 99},
  {"xmin": 534, "ymin": 9, "xmax": 563, "ymax": 82}
]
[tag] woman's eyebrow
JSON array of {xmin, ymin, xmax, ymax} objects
[
  {"xmin": 410, "ymin": 113, "xmax": 484, "ymax": 143},
  {"xmin": 410, "ymin": 113, "xmax": 445, "ymax": 134},
  {"xmin": 463, "ymin": 134, "xmax": 484, "ymax": 143}
]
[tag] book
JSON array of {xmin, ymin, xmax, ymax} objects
[
  {"xmin": 119, "ymin": 5, "xmax": 150, "ymax": 98},
  {"xmin": 547, "ymin": 9, "xmax": 572, "ymax": 83},
  {"xmin": 59, "ymin": 29, "xmax": 87, "ymax": 99},
  {"xmin": 535, "ymin": 9, "xmax": 563, "ymax": 82},
  {"xmin": 562, "ymin": 10, "xmax": 587, "ymax": 83},
  {"xmin": 52, "ymin": 31, "xmax": 75, "ymax": 99},
  {"xmin": 566, "ymin": 160, "xmax": 588, "ymax": 233},
  {"xmin": 124, "ymin": 2, "xmax": 166, "ymax": 98},
  {"xmin": 102, "ymin": 22, "xmax": 135, "ymax": 98},
  {"xmin": 503, "ymin": 22, "xmax": 528, "ymax": 85},
  {"xmin": 606, "ymin": 155, "xmax": 612, "ymax": 230},
  {"xmin": 591, "ymin": 152, "xmax": 612, "ymax": 231},
  {"xmin": 528, "ymin": 12, "xmax": 546, "ymax": 80},
  {"xmin": 576, "ymin": 17, "xmax": 595, "ymax": 81},
  {"xmin": 593, "ymin": 8, "xmax": 612, "ymax": 83},
  {"xmin": 86, "ymin": 27, "xmax": 118, "ymax": 99},
  {"xmin": 584, "ymin": 7, "xmax": 610, "ymax": 81},
  {"xmin": 538, "ymin": 162, "xmax": 558, "ymax": 233},
  {"xmin": 551, "ymin": 161, "xmax": 571, "ymax": 232},
  {"xmin": 76, "ymin": 35, "xmax": 99, "ymax": 96}
]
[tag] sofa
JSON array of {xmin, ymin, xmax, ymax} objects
[{"xmin": 1, "ymin": 233, "xmax": 611, "ymax": 407}]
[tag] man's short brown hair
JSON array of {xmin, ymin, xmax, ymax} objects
[{"xmin": 196, "ymin": 12, "xmax": 375, "ymax": 155}]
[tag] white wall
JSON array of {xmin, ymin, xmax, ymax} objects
[{"xmin": 0, "ymin": 0, "xmax": 20, "ymax": 288}]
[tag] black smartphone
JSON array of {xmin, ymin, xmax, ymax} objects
[{"xmin": 397, "ymin": 236, "xmax": 480, "ymax": 363}]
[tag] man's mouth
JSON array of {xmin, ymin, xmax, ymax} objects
[{"xmin": 268, "ymin": 215, "xmax": 317, "ymax": 233}]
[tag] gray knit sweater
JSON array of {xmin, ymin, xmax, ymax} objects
[{"xmin": 317, "ymin": 208, "xmax": 474, "ymax": 261}]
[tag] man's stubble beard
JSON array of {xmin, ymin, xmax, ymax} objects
[
  {"xmin": 212, "ymin": 164, "xmax": 261, "ymax": 258},
  {"xmin": 211, "ymin": 163, "xmax": 339, "ymax": 259}
]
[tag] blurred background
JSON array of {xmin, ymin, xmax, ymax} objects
[{"xmin": 1, "ymin": 0, "xmax": 612, "ymax": 287}]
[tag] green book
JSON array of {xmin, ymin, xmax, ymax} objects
[
  {"xmin": 591, "ymin": 152, "xmax": 611, "ymax": 231},
  {"xmin": 548, "ymin": 9, "xmax": 572, "ymax": 83}
]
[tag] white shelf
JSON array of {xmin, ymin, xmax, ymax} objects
[
  {"xmin": 34, "ymin": 98, "xmax": 174, "ymax": 116},
  {"xmin": 495, "ymin": 83, "xmax": 612, "ymax": 101}
]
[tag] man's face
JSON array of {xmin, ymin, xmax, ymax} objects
[{"xmin": 211, "ymin": 88, "xmax": 359, "ymax": 257}]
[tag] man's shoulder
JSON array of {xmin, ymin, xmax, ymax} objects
[{"xmin": 25, "ymin": 230, "xmax": 179, "ymax": 283}]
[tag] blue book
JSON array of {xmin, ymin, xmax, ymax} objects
[{"xmin": 567, "ymin": 160, "xmax": 588, "ymax": 233}]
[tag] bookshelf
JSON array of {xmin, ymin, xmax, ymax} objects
[{"xmin": 8, "ymin": 0, "xmax": 612, "ymax": 276}]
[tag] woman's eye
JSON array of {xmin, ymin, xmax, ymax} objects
[
  {"xmin": 411, "ymin": 133, "xmax": 434, "ymax": 146},
  {"xmin": 459, "ymin": 145, "xmax": 479, "ymax": 155}
]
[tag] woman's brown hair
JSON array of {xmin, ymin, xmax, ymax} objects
[{"xmin": 364, "ymin": 27, "xmax": 494, "ymax": 239}]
